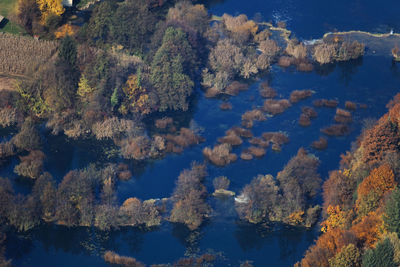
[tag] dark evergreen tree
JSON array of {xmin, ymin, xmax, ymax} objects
[
  {"xmin": 362, "ymin": 238, "xmax": 395, "ymax": 267},
  {"xmin": 150, "ymin": 27, "xmax": 194, "ymax": 111},
  {"xmin": 384, "ymin": 187, "xmax": 400, "ymax": 235}
]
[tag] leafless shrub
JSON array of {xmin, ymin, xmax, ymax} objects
[
  {"xmin": 313, "ymin": 99, "xmax": 338, "ymax": 108},
  {"xmin": 226, "ymin": 126, "xmax": 253, "ymax": 138},
  {"xmin": 301, "ymin": 106, "xmax": 318, "ymax": 118},
  {"xmin": 0, "ymin": 141, "xmax": 15, "ymax": 158},
  {"xmin": 289, "ymin": 90, "xmax": 313, "ymax": 103},
  {"xmin": 92, "ymin": 117, "xmax": 137, "ymax": 140},
  {"xmin": 225, "ymin": 81, "xmax": 248, "ymax": 96},
  {"xmin": 247, "ymin": 146, "xmax": 266, "ymax": 157},
  {"xmin": 262, "ymin": 132, "xmax": 290, "ymax": 145},
  {"xmin": 263, "ymin": 99, "xmax": 291, "ymax": 115},
  {"xmin": 312, "ymin": 42, "xmax": 337, "ymax": 64},
  {"xmin": 155, "ymin": 117, "xmax": 173, "ymax": 129},
  {"xmin": 311, "ymin": 137, "xmax": 328, "ymax": 150},
  {"xmin": 14, "ymin": 150, "xmax": 45, "ymax": 179},
  {"xmin": 286, "ymin": 40, "xmax": 307, "ymax": 60},
  {"xmin": 103, "ymin": 251, "xmax": 145, "ymax": 267},
  {"xmin": 321, "ymin": 124, "xmax": 350, "ymax": 136},
  {"xmin": 203, "ymin": 143, "xmax": 237, "ymax": 166},
  {"xmin": 296, "ymin": 61, "xmax": 314, "ymax": 72},
  {"xmin": 259, "ymin": 39, "xmax": 280, "ymax": 58},
  {"xmin": 241, "ymin": 109, "xmax": 266, "ymax": 128},
  {"xmin": 249, "ymin": 137, "xmax": 269, "ymax": 147},
  {"xmin": 345, "ymin": 101, "xmax": 357, "ymax": 110},
  {"xmin": 0, "ymin": 107, "xmax": 18, "ymax": 127},
  {"xmin": 278, "ymin": 56, "xmax": 294, "ymax": 67},
  {"xmin": 240, "ymin": 152, "xmax": 253, "ymax": 160},
  {"xmin": 213, "ymin": 176, "xmax": 230, "ymax": 190},
  {"xmin": 218, "ymin": 132, "xmax": 243, "ymax": 146},
  {"xmin": 299, "ymin": 114, "xmax": 311, "ymax": 127},
  {"xmin": 220, "ymin": 102, "xmax": 232, "ymax": 110},
  {"xmin": 259, "ymin": 82, "xmax": 277, "ymax": 98}
]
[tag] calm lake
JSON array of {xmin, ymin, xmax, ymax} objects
[{"xmin": 6, "ymin": 1, "xmax": 400, "ymax": 266}]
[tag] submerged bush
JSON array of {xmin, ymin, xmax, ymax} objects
[
  {"xmin": 203, "ymin": 143, "xmax": 237, "ymax": 166},
  {"xmin": 321, "ymin": 124, "xmax": 350, "ymax": 136},
  {"xmin": 311, "ymin": 137, "xmax": 328, "ymax": 150},
  {"xmin": 263, "ymin": 99, "xmax": 291, "ymax": 115},
  {"xmin": 259, "ymin": 82, "xmax": 277, "ymax": 98},
  {"xmin": 289, "ymin": 90, "xmax": 313, "ymax": 103},
  {"xmin": 14, "ymin": 150, "xmax": 45, "ymax": 179},
  {"xmin": 103, "ymin": 251, "xmax": 145, "ymax": 267}
]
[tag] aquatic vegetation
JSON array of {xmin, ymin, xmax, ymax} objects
[
  {"xmin": 247, "ymin": 146, "xmax": 266, "ymax": 157},
  {"xmin": 103, "ymin": 251, "xmax": 145, "ymax": 267},
  {"xmin": 289, "ymin": 90, "xmax": 313, "ymax": 103},
  {"xmin": 263, "ymin": 99, "xmax": 291, "ymax": 115},
  {"xmin": 218, "ymin": 131, "xmax": 243, "ymax": 146},
  {"xmin": 334, "ymin": 108, "xmax": 353, "ymax": 123},
  {"xmin": 313, "ymin": 99, "xmax": 339, "ymax": 108},
  {"xmin": 240, "ymin": 152, "xmax": 253, "ymax": 160},
  {"xmin": 203, "ymin": 143, "xmax": 237, "ymax": 166},
  {"xmin": 299, "ymin": 113, "xmax": 311, "ymax": 127},
  {"xmin": 220, "ymin": 102, "xmax": 233, "ymax": 110},
  {"xmin": 225, "ymin": 81, "xmax": 249, "ymax": 96},
  {"xmin": 241, "ymin": 109, "xmax": 266, "ymax": 128},
  {"xmin": 321, "ymin": 124, "xmax": 350, "ymax": 136},
  {"xmin": 259, "ymin": 82, "xmax": 277, "ymax": 98},
  {"xmin": 345, "ymin": 101, "xmax": 357, "ymax": 110},
  {"xmin": 248, "ymin": 137, "xmax": 269, "ymax": 147},
  {"xmin": 262, "ymin": 132, "xmax": 290, "ymax": 146},
  {"xmin": 164, "ymin": 127, "xmax": 203, "ymax": 153},
  {"xmin": 311, "ymin": 137, "xmax": 328, "ymax": 150},
  {"xmin": 226, "ymin": 126, "xmax": 253, "ymax": 138},
  {"xmin": 302, "ymin": 106, "xmax": 318, "ymax": 118}
]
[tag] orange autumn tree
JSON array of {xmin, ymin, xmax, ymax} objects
[
  {"xmin": 122, "ymin": 73, "xmax": 151, "ymax": 115},
  {"xmin": 351, "ymin": 211, "xmax": 383, "ymax": 248},
  {"xmin": 356, "ymin": 164, "xmax": 396, "ymax": 217},
  {"xmin": 299, "ymin": 228, "xmax": 356, "ymax": 267},
  {"xmin": 54, "ymin": 24, "xmax": 79, "ymax": 39}
]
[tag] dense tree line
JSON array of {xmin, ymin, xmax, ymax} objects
[{"xmin": 298, "ymin": 94, "xmax": 400, "ymax": 267}]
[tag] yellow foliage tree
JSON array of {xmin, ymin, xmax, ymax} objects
[
  {"xmin": 36, "ymin": 0, "xmax": 64, "ymax": 23},
  {"xmin": 286, "ymin": 210, "xmax": 304, "ymax": 225},
  {"xmin": 122, "ymin": 74, "xmax": 151, "ymax": 115},
  {"xmin": 321, "ymin": 205, "xmax": 348, "ymax": 233},
  {"xmin": 77, "ymin": 75, "xmax": 94, "ymax": 98},
  {"xmin": 54, "ymin": 24, "xmax": 79, "ymax": 39}
]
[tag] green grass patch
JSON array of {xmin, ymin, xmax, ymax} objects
[
  {"xmin": 0, "ymin": 0, "xmax": 25, "ymax": 34},
  {"xmin": 0, "ymin": 0, "xmax": 17, "ymax": 17}
]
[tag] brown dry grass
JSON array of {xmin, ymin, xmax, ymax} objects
[
  {"xmin": 225, "ymin": 81, "xmax": 248, "ymax": 96},
  {"xmin": 247, "ymin": 146, "xmax": 266, "ymax": 157},
  {"xmin": 226, "ymin": 126, "xmax": 253, "ymax": 138},
  {"xmin": 259, "ymin": 82, "xmax": 277, "ymax": 98},
  {"xmin": 0, "ymin": 33, "xmax": 58, "ymax": 75},
  {"xmin": 299, "ymin": 114, "xmax": 311, "ymax": 127},
  {"xmin": 104, "ymin": 251, "xmax": 144, "ymax": 267}
]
